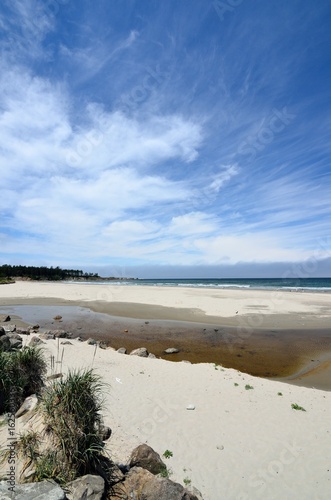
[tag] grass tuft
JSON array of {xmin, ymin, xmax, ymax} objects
[
  {"xmin": 39, "ymin": 368, "xmax": 107, "ymax": 483},
  {"xmin": 0, "ymin": 347, "xmax": 47, "ymax": 414},
  {"xmin": 291, "ymin": 403, "xmax": 306, "ymax": 412}
]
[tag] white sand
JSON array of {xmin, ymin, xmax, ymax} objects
[
  {"xmin": 16, "ymin": 335, "xmax": 331, "ymax": 500},
  {"xmin": 1, "ymin": 282, "xmax": 331, "ymax": 498},
  {"xmin": 1, "ymin": 281, "xmax": 331, "ymax": 320}
]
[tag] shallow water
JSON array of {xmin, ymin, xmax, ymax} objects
[{"xmin": 1, "ymin": 303, "xmax": 331, "ymax": 390}]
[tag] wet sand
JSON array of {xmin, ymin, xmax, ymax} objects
[{"xmin": 1, "ymin": 297, "xmax": 331, "ymax": 389}]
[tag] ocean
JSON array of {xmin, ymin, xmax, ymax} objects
[{"xmin": 78, "ymin": 277, "xmax": 331, "ymax": 292}]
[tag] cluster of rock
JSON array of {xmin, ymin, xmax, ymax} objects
[
  {"xmin": 0, "ymin": 444, "xmax": 202, "ymax": 500},
  {"xmin": 0, "ymin": 323, "xmax": 74, "ymax": 352}
]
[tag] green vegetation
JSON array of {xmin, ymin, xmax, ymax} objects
[
  {"xmin": 278, "ymin": 392, "xmax": 283, "ymax": 396},
  {"xmin": 159, "ymin": 465, "xmax": 172, "ymax": 478},
  {"xmin": 1, "ymin": 345, "xmax": 112, "ymax": 486},
  {"xmin": 291, "ymin": 403, "xmax": 306, "ymax": 412},
  {"xmin": 245, "ymin": 384, "xmax": 254, "ymax": 390},
  {"xmin": 183, "ymin": 477, "xmax": 192, "ymax": 486},
  {"xmin": 163, "ymin": 449, "xmax": 173, "ymax": 459},
  {"xmin": 38, "ymin": 369, "xmax": 107, "ymax": 483},
  {"xmin": 14, "ymin": 369, "xmax": 111, "ymax": 485},
  {"xmin": 0, "ymin": 347, "xmax": 47, "ymax": 414},
  {"xmin": 0, "ymin": 264, "xmax": 99, "ymax": 281},
  {"xmin": 234, "ymin": 383, "xmax": 239, "ymax": 386},
  {"xmin": 0, "ymin": 278, "xmax": 15, "ymax": 285}
]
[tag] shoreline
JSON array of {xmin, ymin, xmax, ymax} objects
[{"xmin": 1, "ymin": 282, "xmax": 331, "ymax": 389}]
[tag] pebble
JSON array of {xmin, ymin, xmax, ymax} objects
[{"xmin": 186, "ymin": 404, "xmax": 195, "ymax": 410}]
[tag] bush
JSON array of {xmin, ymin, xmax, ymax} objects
[
  {"xmin": 39, "ymin": 369, "xmax": 107, "ymax": 483},
  {"xmin": 0, "ymin": 347, "xmax": 47, "ymax": 414}
]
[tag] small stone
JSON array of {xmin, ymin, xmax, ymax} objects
[
  {"xmin": 186, "ymin": 404, "xmax": 195, "ymax": 410},
  {"xmin": 217, "ymin": 445, "xmax": 224, "ymax": 450},
  {"xmin": 148, "ymin": 353, "xmax": 156, "ymax": 359},
  {"xmin": 53, "ymin": 315, "xmax": 62, "ymax": 320},
  {"xmin": 61, "ymin": 341, "xmax": 73, "ymax": 345},
  {"xmin": 129, "ymin": 347, "xmax": 149, "ymax": 357},
  {"xmin": 164, "ymin": 348, "xmax": 180, "ymax": 354},
  {"xmin": 124, "ymin": 329, "xmax": 129, "ymax": 333},
  {"xmin": 87, "ymin": 338, "xmax": 97, "ymax": 345},
  {"xmin": 40, "ymin": 332, "xmax": 55, "ymax": 340},
  {"xmin": 15, "ymin": 395, "xmax": 38, "ymax": 418},
  {"xmin": 15, "ymin": 328, "xmax": 29, "ymax": 335},
  {"xmin": 53, "ymin": 330, "xmax": 70, "ymax": 338},
  {"xmin": 4, "ymin": 324, "xmax": 16, "ymax": 333},
  {"xmin": 117, "ymin": 347, "xmax": 127, "ymax": 354},
  {"xmin": 99, "ymin": 425, "xmax": 112, "ymax": 441},
  {"xmin": 98, "ymin": 341, "xmax": 108, "ymax": 349},
  {"xmin": 29, "ymin": 336, "xmax": 45, "ymax": 347}
]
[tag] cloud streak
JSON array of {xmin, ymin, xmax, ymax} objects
[{"xmin": 0, "ymin": 0, "xmax": 330, "ymax": 275}]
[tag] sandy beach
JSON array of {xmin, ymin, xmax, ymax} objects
[
  {"xmin": 1, "ymin": 281, "xmax": 331, "ymax": 498},
  {"xmin": 1, "ymin": 281, "xmax": 331, "ymax": 387}
]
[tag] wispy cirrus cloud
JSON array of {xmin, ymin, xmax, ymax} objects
[{"xmin": 0, "ymin": 0, "xmax": 330, "ymax": 274}]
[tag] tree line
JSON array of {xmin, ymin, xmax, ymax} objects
[{"xmin": 0, "ymin": 265, "xmax": 99, "ymax": 281}]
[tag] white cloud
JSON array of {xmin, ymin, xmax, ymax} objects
[
  {"xmin": 169, "ymin": 212, "xmax": 218, "ymax": 236},
  {"xmin": 209, "ymin": 165, "xmax": 239, "ymax": 192},
  {"xmin": 66, "ymin": 111, "xmax": 202, "ymax": 171}
]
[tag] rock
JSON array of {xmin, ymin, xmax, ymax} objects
[
  {"xmin": 66, "ymin": 474, "xmax": 105, "ymax": 500},
  {"xmin": 29, "ymin": 336, "xmax": 45, "ymax": 347},
  {"xmin": 87, "ymin": 338, "xmax": 97, "ymax": 345},
  {"xmin": 53, "ymin": 315, "xmax": 62, "ymax": 320},
  {"xmin": 117, "ymin": 347, "xmax": 127, "ymax": 354},
  {"xmin": 186, "ymin": 485, "xmax": 204, "ymax": 499},
  {"xmin": 109, "ymin": 464, "xmax": 125, "ymax": 484},
  {"xmin": 32, "ymin": 324, "xmax": 40, "ymax": 330},
  {"xmin": 0, "ymin": 335, "xmax": 10, "ymax": 351},
  {"xmin": 99, "ymin": 424, "xmax": 112, "ymax": 441},
  {"xmin": 61, "ymin": 341, "xmax": 73, "ymax": 345},
  {"xmin": 7, "ymin": 333, "xmax": 23, "ymax": 349},
  {"xmin": 0, "ymin": 326, "xmax": 6, "ymax": 337},
  {"xmin": 98, "ymin": 341, "xmax": 108, "ymax": 349},
  {"xmin": 0, "ymin": 479, "xmax": 66, "ymax": 499},
  {"xmin": 15, "ymin": 395, "xmax": 38, "ymax": 418},
  {"xmin": 1, "ymin": 315, "xmax": 11, "ymax": 322},
  {"xmin": 110, "ymin": 467, "xmax": 201, "ymax": 500},
  {"xmin": 3, "ymin": 324, "xmax": 16, "ymax": 333},
  {"xmin": 53, "ymin": 330, "xmax": 70, "ymax": 338},
  {"xmin": 129, "ymin": 444, "xmax": 166, "ymax": 475},
  {"xmin": 164, "ymin": 348, "xmax": 180, "ymax": 354},
  {"xmin": 129, "ymin": 347, "xmax": 149, "ymax": 357},
  {"xmin": 186, "ymin": 404, "xmax": 196, "ymax": 410},
  {"xmin": 148, "ymin": 353, "xmax": 156, "ymax": 359},
  {"xmin": 16, "ymin": 327, "xmax": 29, "ymax": 335},
  {"xmin": 76, "ymin": 336, "xmax": 84, "ymax": 342},
  {"xmin": 40, "ymin": 332, "xmax": 55, "ymax": 340}
]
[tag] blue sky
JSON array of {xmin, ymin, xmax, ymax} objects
[{"xmin": 0, "ymin": 0, "xmax": 330, "ymax": 277}]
